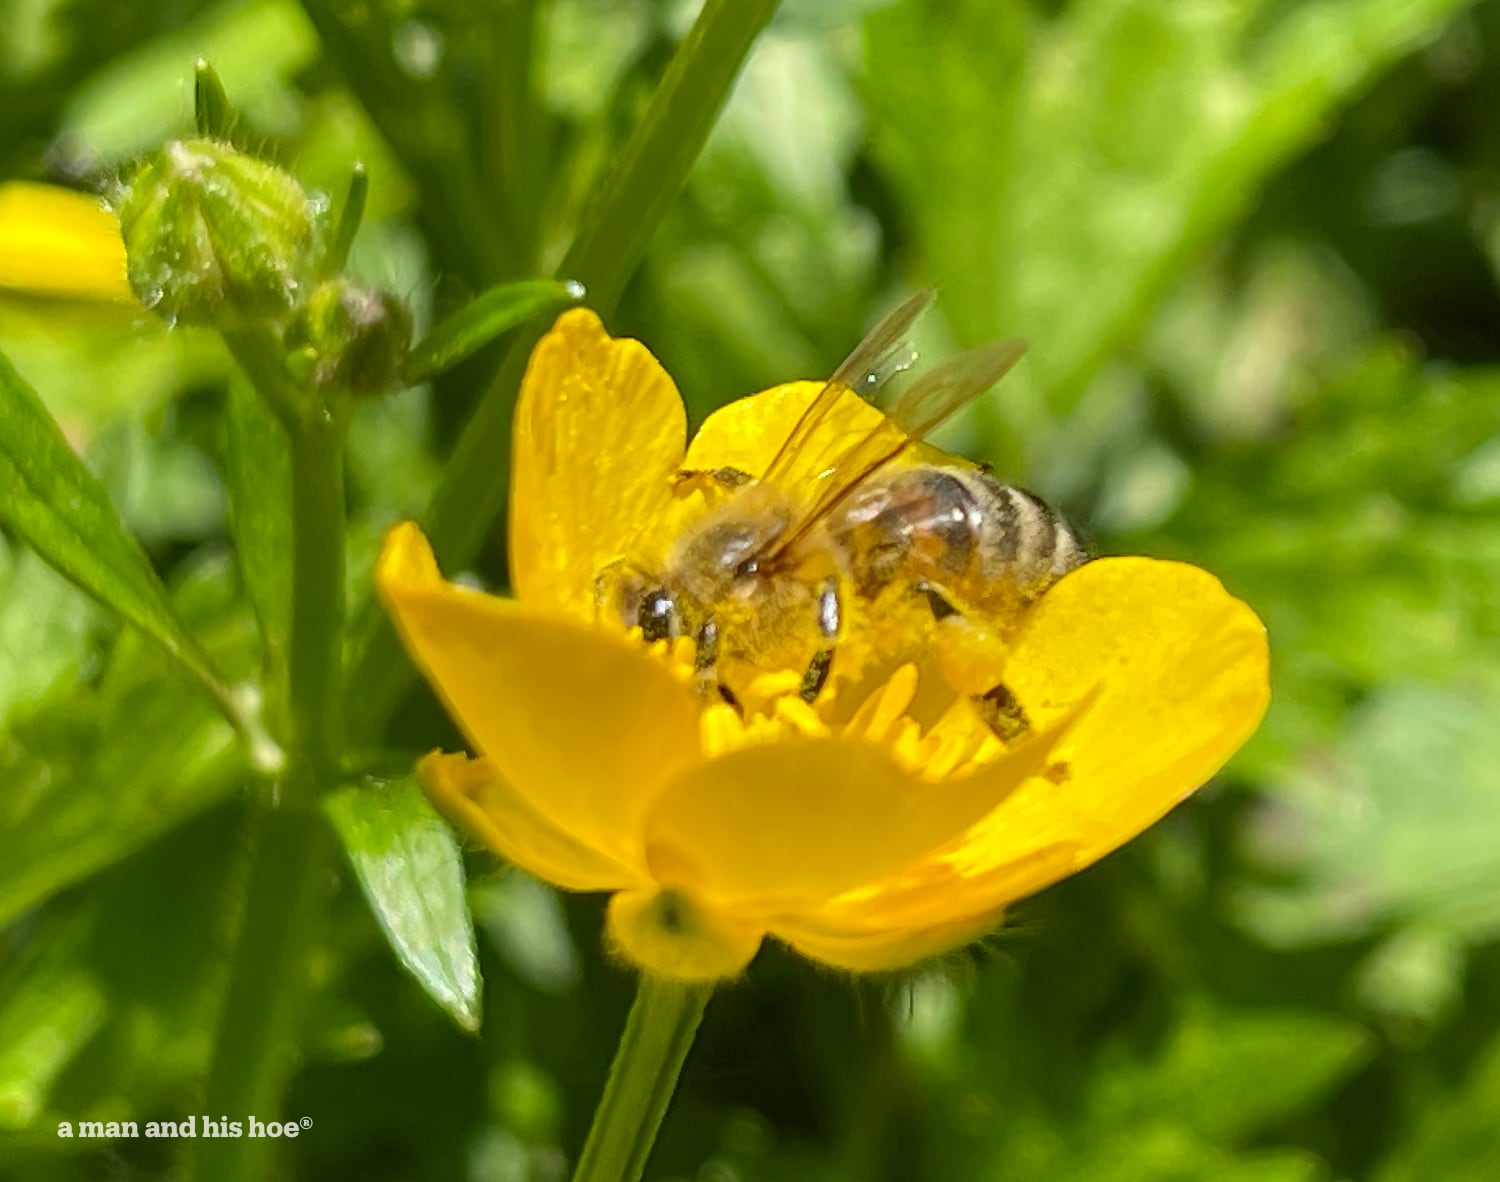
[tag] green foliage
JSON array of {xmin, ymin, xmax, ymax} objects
[
  {"xmin": 0, "ymin": 552, "xmax": 250, "ymax": 928},
  {"xmin": 865, "ymin": 0, "xmax": 1474, "ymax": 410},
  {"xmin": 0, "ymin": 348, "xmax": 238, "ymax": 716},
  {"xmin": 325, "ymin": 776, "xmax": 482, "ymax": 1033},
  {"xmin": 403, "ymin": 278, "xmax": 585, "ymax": 384},
  {"xmin": 3, "ymin": 0, "xmax": 1499, "ymax": 1179}
]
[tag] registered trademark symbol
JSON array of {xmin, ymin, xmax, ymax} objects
[{"xmin": 300, "ymin": 1117, "xmax": 312, "ymax": 1129}]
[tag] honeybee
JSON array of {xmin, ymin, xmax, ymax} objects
[{"xmin": 595, "ymin": 290, "xmax": 1086, "ymax": 728}]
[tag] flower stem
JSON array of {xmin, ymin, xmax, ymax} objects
[
  {"xmin": 189, "ymin": 382, "xmax": 347, "ymax": 1182},
  {"xmin": 285, "ymin": 409, "xmax": 347, "ymax": 782},
  {"xmin": 572, "ymin": 977, "xmax": 714, "ymax": 1182},
  {"xmin": 187, "ymin": 798, "xmax": 330, "ymax": 1182},
  {"xmin": 343, "ymin": 0, "xmax": 783, "ymax": 740}
]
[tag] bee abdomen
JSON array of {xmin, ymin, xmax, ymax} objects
[{"xmin": 973, "ymin": 475, "xmax": 1086, "ymax": 591}]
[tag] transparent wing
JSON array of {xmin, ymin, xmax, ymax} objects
[
  {"xmin": 762, "ymin": 335, "xmax": 1028, "ymax": 566},
  {"xmin": 757, "ymin": 288, "xmax": 934, "ymax": 492}
]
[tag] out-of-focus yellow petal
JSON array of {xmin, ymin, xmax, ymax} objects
[
  {"xmin": 606, "ymin": 886, "xmax": 765, "ymax": 982},
  {"xmin": 0, "ymin": 183, "xmax": 132, "ymax": 301},
  {"xmin": 510, "ymin": 308, "xmax": 686, "ymax": 618},
  {"xmin": 643, "ymin": 724, "xmax": 1069, "ymax": 912},
  {"xmin": 377, "ymin": 522, "xmax": 702, "ymax": 872},
  {"xmin": 769, "ymin": 909, "xmax": 1002, "ymax": 973},
  {"xmin": 419, "ymin": 752, "xmax": 639, "ymax": 891},
  {"xmin": 952, "ymin": 557, "xmax": 1269, "ymax": 877}
]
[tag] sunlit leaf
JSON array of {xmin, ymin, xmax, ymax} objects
[
  {"xmin": 866, "ymin": 0, "xmax": 1476, "ymax": 408},
  {"xmin": 325, "ymin": 775, "xmax": 482, "ymax": 1032}
]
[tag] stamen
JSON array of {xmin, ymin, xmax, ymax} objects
[
  {"xmin": 739, "ymin": 669, "xmax": 804, "ymax": 718},
  {"xmin": 847, "ymin": 663, "xmax": 919, "ymax": 743},
  {"xmin": 699, "ymin": 702, "xmax": 747, "ymax": 759},
  {"xmin": 773, "ymin": 695, "xmax": 829, "ymax": 739}
]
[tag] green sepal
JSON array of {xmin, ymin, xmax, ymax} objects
[{"xmin": 288, "ymin": 277, "xmax": 414, "ymax": 397}]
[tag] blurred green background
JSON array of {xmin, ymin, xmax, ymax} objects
[{"xmin": 4, "ymin": 0, "xmax": 1500, "ymax": 1179}]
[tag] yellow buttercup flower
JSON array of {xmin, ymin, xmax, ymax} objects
[
  {"xmin": 0, "ymin": 182, "xmax": 132, "ymax": 301},
  {"xmin": 377, "ymin": 308, "xmax": 1269, "ymax": 982}
]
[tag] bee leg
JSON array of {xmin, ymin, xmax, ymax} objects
[
  {"xmin": 912, "ymin": 579, "xmax": 960, "ymax": 621},
  {"xmin": 973, "ymin": 682, "xmax": 1031, "ymax": 742},
  {"xmin": 800, "ymin": 580, "xmax": 841, "ymax": 703},
  {"xmin": 694, "ymin": 618, "xmax": 742, "ymax": 713}
]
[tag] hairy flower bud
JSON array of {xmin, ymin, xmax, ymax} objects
[
  {"xmin": 290, "ymin": 278, "xmax": 413, "ymax": 396},
  {"xmin": 116, "ymin": 138, "xmax": 323, "ymax": 328}
]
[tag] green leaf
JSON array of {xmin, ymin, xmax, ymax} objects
[
  {"xmin": 0, "ymin": 555, "xmax": 250, "ymax": 927},
  {"xmin": 0, "ymin": 541, "xmax": 98, "ymax": 724},
  {"xmin": 325, "ymin": 775, "xmax": 482, "ymax": 1032},
  {"xmin": 0, "ymin": 927, "xmax": 106, "ymax": 1129},
  {"xmin": 0, "ymin": 348, "xmax": 238, "ymax": 716},
  {"xmin": 224, "ymin": 375, "xmax": 292, "ymax": 683},
  {"xmin": 402, "ymin": 278, "xmax": 584, "ymax": 385},
  {"xmin": 1378, "ymin": 1032, "xmax": 1500, "ymax": 1182},
  {"xmin": 1092, "ymin": 1005, "xmax": 1371, "ymax": 1143},
  {"xmin": 865, "ymin": 0, "xmax": 1476, "ymax": 410},
  {"xmin": 1236, "ymin": 683, "xmax": 1500, "ymax": 947}
]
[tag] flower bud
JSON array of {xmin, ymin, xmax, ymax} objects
[
  {"xmin": 116, "ymin": 138, "xmax": 323, "ymax": 328},
  {"xmin": 290, "ymin": 278, "xmax": 413, "ymax": 396}
]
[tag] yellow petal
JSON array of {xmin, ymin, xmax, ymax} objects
[
  {"xmin": 510, "ymin": 307, "xmax": 687, "ymax": 617},
  {"xmin": 605, "ymin": 886, "xmax": 765, "ymax": 982},
  {"xmin": 952, "ymin": 557, "xmax": 1269, "ymax": 879},
  {"xmin": 815, "ymin": 843, "xmax": 1080, "ymax": 932},
  {"xmin": 418, "ymin": 752, "xmax": 638, "ymax": 891},
  {"xmin": 642, "ymin": 724, "xmax": 1069, "ymax": 913},
  {"xmin": 684, "ymin": 381, "xmax": 836, "ymax": 477},
  {"xmin": 377, "ymin": 523, "xmax": 702, "ymax": 872},
  {"xmin": 769, "ymin": 909, "xmax": 1003, "ymax": 973},
  {"xmin": 0, "ymin": 183, "xmax": 132, "ymax": 301},
  {"xmin": 684, "ymin": 379, "xmax": 955, "ymax": 484}
]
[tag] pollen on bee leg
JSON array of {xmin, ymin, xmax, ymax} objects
[{"xmin": 973, "ymin": 682, "xmax": 1031, "ymax": 743}]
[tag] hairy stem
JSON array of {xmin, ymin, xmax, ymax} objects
[
  {"xmin": 189, "ymin": 378, "xmax": 347, "ymax": 1182},
  {"xmin": 572, "ymin": 977, "xmax": 714, "ymax": 1182}
]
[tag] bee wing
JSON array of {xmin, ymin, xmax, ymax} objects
[
  {"xmin": 763, "ymin": 335, "xmax": 1028, "ymax": 565},
  {"xmin": 756, "ymin": 288, "xmax": 934, "ymax": 491},
  {"xmin": 884, "ymin": 336, "xmax": 1026, "ymax": 440}
]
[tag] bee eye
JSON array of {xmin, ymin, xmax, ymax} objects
[{"xmin": 638, "ymin": 588, "xmax": 680, "ymax": 642}]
